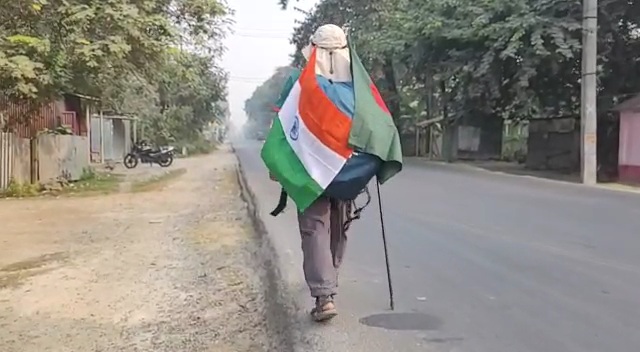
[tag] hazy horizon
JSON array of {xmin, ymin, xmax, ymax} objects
[{"xmin": 223, "ymin": 0, "xmax": 317, "ymax": 130}]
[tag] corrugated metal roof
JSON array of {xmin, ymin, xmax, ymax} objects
[{"xmin": 0, "ymin": 96, "xmax": 56, "ymax": 138}]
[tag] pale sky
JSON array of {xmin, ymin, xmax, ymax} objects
[{"xmin": 223, "ymin": 0, "xmax": 317, "ymax": 127}]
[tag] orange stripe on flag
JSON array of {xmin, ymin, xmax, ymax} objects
[{"xmin": 297, "ymin": 49, "xmax": 353, "ymax": 159}]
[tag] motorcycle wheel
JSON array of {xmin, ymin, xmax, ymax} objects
[
  {"xmin": 158, "ymin": 154, "xmax": 173, "ymax": 168},
  {"xmin": 123, "ymin": 153, "xmax": 138, "ymax": 169}
]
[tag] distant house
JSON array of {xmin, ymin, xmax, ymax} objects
[
  {"xmin": 0, "ymin": 93, "xmax": 97, "ymax": 138},
  {"xmin": 613, "ymin": 95, "xmax": 640, "ymax": 183},
  {"xmin": 526, "ymin": 116, "xmax": 580, "ymax": 172},
  {"xmin": 0, "ymin": 93, "xmax": 99, "ymax": 187},
  {"xmin": 90, "ymin": 113, "xmax": 137, "ymax": 163}
]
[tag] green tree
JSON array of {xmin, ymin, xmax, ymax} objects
[
  {"xmin": 244, "ymin": 66, "xmax": 296, "ymax": 133},
  {"xmin": 1, "ymin": 0, "xmax": 231, "ymax": 150},
  {"xmin": 283, "ymin": 0, "xmax": 640, "ymax": 160}
]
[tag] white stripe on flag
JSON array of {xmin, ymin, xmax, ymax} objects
[{"xmin": 278, "ymin": 81, "xmax": 348, "ymax": 189}]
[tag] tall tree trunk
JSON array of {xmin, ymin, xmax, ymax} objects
[
  {"xmin": 440, "ymin": 80, "xmax": 457, "ymax": 162},
  {"xmin": 423, "ymin": 68, "xmax": 434, "ymax": 120},
  {"xmin": 381, "ymin": 55, "xmax": 400, "ymax": 121},
  {"xmin": 416, "ymin": 70, "xmax": 434, "ymax": 157}
]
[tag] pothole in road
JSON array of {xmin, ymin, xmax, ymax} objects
[{"xmin": 359, "ymin": 312, "xmax": 443, "ymax": 331}]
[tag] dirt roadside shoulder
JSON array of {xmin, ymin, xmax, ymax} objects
[
  {"xmin": 0, "ymin": 146, "xmax": 290, "ymax": 352},
  {"xmin": 232, "ymin": 143, "xmax": 318, "ymax": 352}
]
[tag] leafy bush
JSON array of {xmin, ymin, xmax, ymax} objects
[
  {"xmin": 177, "ymin": 136, "xmax": 217, "ymax": 156},
  {"xmin": 1, "ymin": 180, "xmax": 40, "ymax": 198},
  {"xmin": 186, "ymin": 139, "xmax": 217, "ymax": 155}
]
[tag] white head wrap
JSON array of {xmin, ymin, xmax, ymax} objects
[{"xmin": 301, "ymin": 24, "xmax": 352, "ymax": 82}]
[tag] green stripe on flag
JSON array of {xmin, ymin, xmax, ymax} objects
[
  {"xmin": 260, "ymin": 118, "xmax": 324, "ymax": 212},
  {"xmin": 348, "ymin": 41, "xmax": 403, "ymax": 185}
]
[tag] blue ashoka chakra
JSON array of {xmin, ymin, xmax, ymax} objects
[{"xmin": 290, "ymin": 115, "xmax": 300, "ymax": 141}]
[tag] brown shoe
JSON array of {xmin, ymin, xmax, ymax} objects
[{"xmin": 311, "ymin": 296, "xmax": 338, "ymax": 322}]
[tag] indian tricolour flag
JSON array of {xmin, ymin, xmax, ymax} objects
[{"xmin": 261, "ymin": 45, "xmax": 400, "ymax": 212}]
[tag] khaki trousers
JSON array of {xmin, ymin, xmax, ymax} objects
[{"xmin": 297, "ymin": 197, "xmax": 348, "ymax": 298}]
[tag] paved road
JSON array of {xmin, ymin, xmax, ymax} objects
[{"xmin": 235, "ymin": 139, "xmax": 640, "ymax": 352}]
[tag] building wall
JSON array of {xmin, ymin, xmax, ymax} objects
[
  {"xmin": 89, "ymin": 117, "xmax": 131, "ymax": 162},
  {"xmin": 618, "ymin": 112, "xmax": 640, "ymax": 183},
  {"xmin": 0, "ymin": 132, "xmax": 33, "ymax": 189},
  {"xmin": 37, "ymin": 134, "xmax": 89, "ymax": 183},
  {"xmin": 90, "ymin": 117, "xmax": 101, "ymax": 161},
  {"xmin": 0, "ymin": 132, "xmax": 12, "ymax": 189},
  {"xmin": 2, "ymin": 132, "xmax": 89, "ymax": 189},
  {"xmin": 456, "ymin": 116, "xmax": 503, "ymax": 160},
  {"xmin": 62, "ymin": 95, "xmax": 88, "ymax": 136},
  {"xmin": 12, "ymin": 136, "xmax": 31, "ymax": 183},
  {"xmin": 526, "ymin": 117, "xmax": 580, "ymax": 172},
  {"xmin": 112, "ymin": 119, "xmax": 128, "ymax": 160}
]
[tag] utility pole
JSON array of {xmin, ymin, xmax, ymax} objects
[{"xmin": 580, "ymin": 0, "xmax": 598, "ymax": 185}]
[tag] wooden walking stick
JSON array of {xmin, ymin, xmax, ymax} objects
[{"xmin": 375, "ymin": 177, "xmax": 395, "ymax": 310}]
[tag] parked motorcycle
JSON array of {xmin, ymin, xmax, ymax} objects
[{"xmin": 123, "ymin": 140, "xmax": 175, "ymax": 169}]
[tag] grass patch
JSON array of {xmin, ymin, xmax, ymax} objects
[
  {"xmin": 59, "ymin": 167, "xmax": 122, "ymax": 196},
  {"xmin": 1, "ymin": 168, "xmax": 122, "ymax": 198},
  {"xmin": 0, "ymin": 180, "xmax": 41, "ymax": 198},
  {"xmin": 179, "ymin": 138, "xmax": 218, "ymax": 157},
  {"xmin": 61, "ymin": 172, "xmax": 123, "ymax": 196},
  {"xmin": 130, "ymin": 168, "xmax": 186, "ymax": 193}
]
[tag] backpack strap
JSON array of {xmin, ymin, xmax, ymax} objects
[
  {"xmin": 271, "ymin": 185, "xmax": 370, "ymax": 221},
  {"xmin": 270, "ymin": 188, "xmax": 288, "ymax": 216},
  {"xmin": 343, "ymin": 186, "xmax": 371, "ymax": 232}
]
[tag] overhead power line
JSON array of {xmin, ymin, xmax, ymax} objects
[
  {"xmin": 231, "ymin": 32, "xmax": 291, "ymax": 39},
  {"xmin": 228, "ymin": 76, "xmax": 272, "ymax": 84},
  {"xmin": 229, "ymin": 75, "xmax": 272, "ymax": 80},
  {"xmin": 233, "ymin": 28, "xmax": 292, "ymax": 33}
]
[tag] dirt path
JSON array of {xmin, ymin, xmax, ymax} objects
[{"xmin": 0, "ymin": 146, "xmax": 272, "ymax": 351}]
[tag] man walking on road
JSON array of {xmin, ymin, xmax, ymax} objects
[{"xmin": 262, "ymin": 24, "xmax": 403, "ymax": 322}]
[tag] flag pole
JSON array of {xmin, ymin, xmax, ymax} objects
[{"xmin": 375, "ymin": 177, "xmax": 395, "ymax": 310}]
